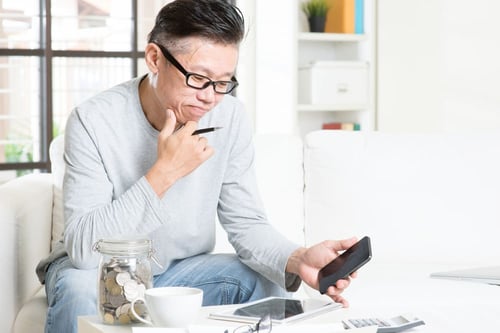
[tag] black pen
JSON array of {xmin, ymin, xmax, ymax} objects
[{"xmin": 192, "ymin": 127, "xmax": 223, "ymax": 135}]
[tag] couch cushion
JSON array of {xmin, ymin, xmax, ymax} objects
[
  {"xmin": 49, "ymin": 135, "xmax": 65, "ymax": 250},
  {"xmin": 304, "ymin": 131, "xmax": 500, "ymax": 266},
  {"xmin": 12, "ymin": 287, "xmax": 46, "ymax": 333}
]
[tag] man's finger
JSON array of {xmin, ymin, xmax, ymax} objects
[{"xmin": 161, "ymin": 109, "xmax": 176, "ymax": 137}]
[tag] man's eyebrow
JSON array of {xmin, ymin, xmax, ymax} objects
[
  {"xmin": 190, "ymin": 67, "xmax": 235, "ymax": 79},
  {"xmin": 184, "ymin": 52, "xmax": 235, "ymax": 79}
]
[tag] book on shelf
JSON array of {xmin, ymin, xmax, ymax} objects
[
  {"xmin": 355, "ymin": 0, "xmax": 364, "ymax": 34},
  {"xmin": 325, "ymin": 0, "xmax": 364, "ymax": 34},
  {"xmin": 322, "ymin": 122, "xmax": 361, "ymax": 131}
]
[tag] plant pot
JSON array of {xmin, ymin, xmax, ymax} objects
[{"xmin": 308, "ymin": 15, "xmax": 326, "ymax": 33}]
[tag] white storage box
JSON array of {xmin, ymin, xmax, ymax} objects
[{"xmin": 298, "ymin": 61, "xmax": 369, "ymax": 106}]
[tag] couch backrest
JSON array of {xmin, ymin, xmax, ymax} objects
[
  {"xmin": 254, "ymin": 134, "xmax": 305, "ymax": 245},
  {"xmin": 304, "ymin": 131, "xmax": 500, "ymax": 267},
  {"xmin": 214, "ymin": 133, "xmax": 305, "ymax": 252}
]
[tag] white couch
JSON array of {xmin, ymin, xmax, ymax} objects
[{"xmin": 2, "ymin": 131, "xmax": 500, "ymax": 332}]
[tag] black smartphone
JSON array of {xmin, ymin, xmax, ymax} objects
[{"xmin": 318, "ymin": 236, "xmax": 372, "ymax": 294}]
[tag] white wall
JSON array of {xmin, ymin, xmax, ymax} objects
[
  {"xmin": 240, "ymin": 0, "xmax": 500, "ymax": 134},
  {"xmin": 235, "ymin": 1, "xmax": 256, "ymax": 130},
  {"xmin": 237, "ymin": 0, "xmax": 297, "ymax": 135},
  {"xmin": 377, "ymin": 0, "xmax": 500, "ymax": 132},
  {"xmin": 254, "ymin": 0, "xmax": 297, "ymax": 134}
]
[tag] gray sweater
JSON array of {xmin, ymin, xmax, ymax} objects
[{"xmin": 55, "ymin": 76, "xmax": 300, "ymax": 289}]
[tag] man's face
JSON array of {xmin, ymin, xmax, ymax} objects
[{"xmin": 152, "ymin": 37, "xmax": 239, "ymax": 125}]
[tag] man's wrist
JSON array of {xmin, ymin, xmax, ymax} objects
[
  {"xmin": 286, "ymin": 246, "xmax": 307, "ymax": 275},
  {"xmin": 145, "ymin": 163, "xmax": 177, "ymax": 197}
]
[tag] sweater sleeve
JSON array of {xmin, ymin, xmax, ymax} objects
[{"xmin": 216, "ymin": 111, "xmax": 301, "ymax": 288}]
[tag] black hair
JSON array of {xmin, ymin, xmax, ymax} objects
[{"xmin": 148, "ymin": 0, "xmax": 245, "ymax": 49}]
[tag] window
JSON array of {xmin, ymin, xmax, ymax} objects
[{"xmin": 0, "ymin": 0, "xmax": 167, "ymax": 181}]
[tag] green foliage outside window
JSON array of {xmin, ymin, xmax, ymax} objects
[{"xmin": 3, "ymin": 122, "xmax": 61, "ymax": 177}]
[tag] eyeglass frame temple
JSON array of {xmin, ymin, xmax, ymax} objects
[
  {"xmin": 222, "ymin": 315, "xmax": 271, "ymax": 333},
  {"xmin": 259, "ymin": 313, "xmax": 272, "ymax": 332}
]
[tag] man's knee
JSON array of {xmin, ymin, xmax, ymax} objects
[
  {"xmin": 191, "ymin": 255, "xmax": 285, "ymax": 305},
  {"xmin": 47, "ymin": 260, "xmax": 97, "ymax": 310},
  {"xmin": 45, "ymin": 261, "xmax": 98, "ymax": 333}
]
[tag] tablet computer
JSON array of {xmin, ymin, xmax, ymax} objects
[{"xmin": 208, "ymin": 297, "xmax": 342, "ymax": 324}]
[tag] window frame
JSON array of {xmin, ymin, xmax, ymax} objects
[{"xmin": 0, "ymin": 0, "xmax": 143, "ymax": 173}]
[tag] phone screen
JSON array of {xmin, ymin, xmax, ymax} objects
[{"xmin": 318, "ymin": 236, "xmax": 372, "ymax": 294}]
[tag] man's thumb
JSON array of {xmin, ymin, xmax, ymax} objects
[{"xmin": 162, "ymin": 109, "xmax": 176, "ymax": 136}]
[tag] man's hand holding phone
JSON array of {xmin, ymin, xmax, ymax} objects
[
  {"xmin": 286, "ymin": 237, "xmax": 363, "ymax": 307},
  {"xmin": 318, "ymin": 236, "xmax": 372, "ymax": 295}
]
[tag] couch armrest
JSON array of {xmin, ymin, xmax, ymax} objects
[{"xmin": 0, "ymin": 173, "xmax": 53, "ymax": 330}]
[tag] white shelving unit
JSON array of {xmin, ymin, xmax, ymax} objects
[{"xmin": 296, "ymin": 0, "xmax": 377, "ymax": 137}]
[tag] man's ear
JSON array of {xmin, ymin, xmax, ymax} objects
[{"xmin": 144, "ymin": 43, "xmax": 161, "ymax": 74}]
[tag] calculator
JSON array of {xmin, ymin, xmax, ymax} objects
[{"xmin": 342, "ymin": 313, "xmax": 425, "ymax": 333}]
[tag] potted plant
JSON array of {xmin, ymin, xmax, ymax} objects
[{"xmin": 302, "ymin": 0, "xmax": 329, "ymax": 33}]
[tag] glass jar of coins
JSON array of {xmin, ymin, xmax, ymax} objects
[{"xmin": 94, "ymin": 239, "xmax": 155, "ymax": 325}]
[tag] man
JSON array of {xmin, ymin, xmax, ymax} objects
[{"xmin": 39, "ymin": 1, "xmax": 357, "ymax": 332}]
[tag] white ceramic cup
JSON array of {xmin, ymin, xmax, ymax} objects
[{"xmin": 130, "ymin": 286, "xmax": 203, "ymax": 328}]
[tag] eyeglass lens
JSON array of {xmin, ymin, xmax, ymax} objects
[{"xmin": 186, "ymin": 73, "xmax": 237, "ymax": 94}]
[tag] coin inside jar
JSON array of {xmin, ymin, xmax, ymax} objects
[
  {"xmin": 95, "ymin": 239, "xmax": 154, "ymax": 325},
  {"xmin": 98, "ymin": 259, "xmax": 151, "ymax": 323}
]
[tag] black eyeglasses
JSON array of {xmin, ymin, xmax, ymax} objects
[
  {"xmin": 224, "ymin": 314, "xmax": 272, "ymax": 333},
  {"xmin": 153, "ymin": 42, "xmax": 239, "ymax": 95}
]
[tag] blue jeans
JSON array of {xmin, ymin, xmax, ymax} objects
[{"xmin": 44, "ymin": 253, "xmax": 286, "ymax": 333}]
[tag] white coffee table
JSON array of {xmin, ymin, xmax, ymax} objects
[{"xmin": 78, "ymin": 305, "xmax": 373, "ymax": 333}]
